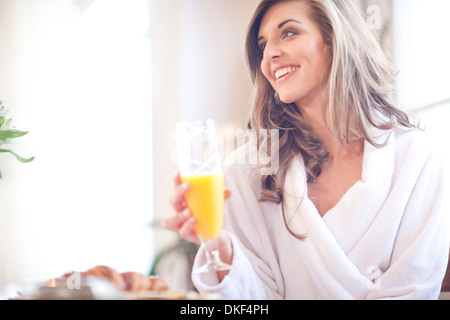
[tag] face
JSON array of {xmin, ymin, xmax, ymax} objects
[{"xmin": 258, "ymin": 1, "xmax": 331, "ymax": 108}]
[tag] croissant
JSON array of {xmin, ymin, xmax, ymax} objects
[{"xmin": 62, "ymin": 265, "xmax": 168, "ymax": 293}]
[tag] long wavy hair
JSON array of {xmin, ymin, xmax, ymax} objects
[{"xmin": 245, "ymin": 0, "xmax": 416, "ymax": 235}]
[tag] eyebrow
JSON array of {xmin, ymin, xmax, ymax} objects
[{"xmin": 258, "ymin": 19, "xmax": 302, "ymax": 42}]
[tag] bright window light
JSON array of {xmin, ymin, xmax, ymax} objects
[{"xmin": 0, "ymin": 0, "xmax": 153, "ymax": 294}]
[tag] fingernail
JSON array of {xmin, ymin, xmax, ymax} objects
[
  {"xmin": 182, "ymin": 209, "xmax": 190, "ymax": 217},
  {"xmin": 182, "ymin": 182, "xmax": 190, "ymax": 190}
]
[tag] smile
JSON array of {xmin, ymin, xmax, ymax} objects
[{"xmin": 275, "ymin": 66, "xmax": 300, "ymax": 80}]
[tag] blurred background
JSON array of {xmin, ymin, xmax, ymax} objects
[{"xmin": 0, "ymin": 0, "xmax": 449, "ymax": 297}]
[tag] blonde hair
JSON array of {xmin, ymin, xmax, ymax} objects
[{"xmin": 245, "ymin": 0, "xmax": 416, "ymax": 207}]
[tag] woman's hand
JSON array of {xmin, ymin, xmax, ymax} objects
[
  {"xmin": 163, "ymin": 172, "xmax": 233, "ymax": 279},
  {"xmin": 164, "ymin": 172, "xmax": 200, "ymax": 244},
  {"xmin": 164, "ymin": 172, "xmax": 231, "ymax": 243}
]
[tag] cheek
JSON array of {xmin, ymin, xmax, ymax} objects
[
  {"xmin": 309, "ymin": 42, "xmax": 331, "ymax": 77},
  {"xmin": 315, "ymin": 49, "xmax": 331, "ymax": 81}
]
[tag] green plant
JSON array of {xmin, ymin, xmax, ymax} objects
[{"xmin": 0, "ymin": 98, "xmax": 35, "ymax": 178}]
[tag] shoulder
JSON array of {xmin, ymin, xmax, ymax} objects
[
  {"xmin": 393, "ymin": 128, "xmax": 446, "ymax": 177},
  {"xmin": 394, "ymin": 129, "xmax": 439, "ymax": 160},
  {"xmin": 395, "ymin": 128, "xmax": 431, "ymax": 150}
]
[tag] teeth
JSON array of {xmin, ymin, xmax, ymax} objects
[{"xmin": 275, "ymin": 66, "xmax": 300, "ymax": 79}]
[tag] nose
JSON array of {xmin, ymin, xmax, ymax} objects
[{"xmin": 263, "ymin": 40, "xmax": 282, "ymax": 61}]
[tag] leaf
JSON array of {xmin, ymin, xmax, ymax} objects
[
  {"xmin": 0, "ymin": 129, "xmax": 29, "ymax": 142},
  {"xmin": 0, "ymin": 148, "xmax": 35, "ymax": 163}
]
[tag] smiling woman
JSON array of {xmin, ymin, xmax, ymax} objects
[{"xmin": 165, "ymin": 0, "xmax": 449, "ymax": 300}]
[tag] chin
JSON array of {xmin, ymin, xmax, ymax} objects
[{"xmin": 277, "ymin": 93, "xmax": 299, "ymax": 105}]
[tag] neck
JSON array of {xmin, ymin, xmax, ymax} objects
[{"xmin": 297, "ymin": 101, "xmax": 363, "ymax": 160}]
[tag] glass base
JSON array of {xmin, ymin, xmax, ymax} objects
[{"xmin": 193, "ymin": 245, "xmax": 231, "ymax": 274}]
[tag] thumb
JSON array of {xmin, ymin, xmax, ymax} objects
[{"xmin": 217, "ymin": 232, "xmax": 233, "ymax": 265}]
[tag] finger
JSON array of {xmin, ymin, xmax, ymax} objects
[
  {"xmin": 179, "ymin": 217, "xmax": 200, "ymax": 245},
  {"xmin": 169, "ymin": 182, "xmax": 190, "ymax": 213},
  {"xmin": 173, "ymin": 171, "xmax": 182, "ymax": 185},
  {"xmin": 218, "ymin": 232, "xmax": 233, "ymax": 265},
  {"xmin": 224, "ymin": 188, "xmax": 232, "ymax": 200},
  {"xmin": 162, "ymin": 209, "xmax": 191, "ymax": 231}
]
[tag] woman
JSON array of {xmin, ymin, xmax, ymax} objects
[{"xmin": 164, "ymin": 0, "xmax": 449, "ymax": 299}]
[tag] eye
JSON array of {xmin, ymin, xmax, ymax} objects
[
  {"xmin": 258, "ymin": 41, "xmax": 267, "ymax": 52},
  {"xmin": 282, "ymin": 29, "xmax": 296, "ymax": 39}
]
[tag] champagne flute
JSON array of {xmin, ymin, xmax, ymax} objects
[{"xmin": 175, "ymin": 119, "xmax": 231, "ymax": 274}]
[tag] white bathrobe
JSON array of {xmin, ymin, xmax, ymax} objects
[{"xmin": 192, "ymin": 128, "xmax": 449, "ymax": 300}]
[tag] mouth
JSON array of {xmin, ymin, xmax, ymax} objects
[{"xmin": 274, "ymin": 66, "xmax": 300, "ymax": 82}]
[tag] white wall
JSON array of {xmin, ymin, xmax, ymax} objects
[{"xmin": 393, "ymin": 0, "xmax": 450, "ymax": 111}]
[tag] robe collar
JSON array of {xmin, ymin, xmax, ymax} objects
[
  {"xmin": 283, "ymin": 127, "xmax": 395, "ymax": 253},
  {"xmin": 281, "ymin": 128, "xmax": 395, "ymax": 299}
]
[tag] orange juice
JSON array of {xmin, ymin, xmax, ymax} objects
[{"xmin": 181, "ymin": 174, "xmax": 224, "ymax": 239}]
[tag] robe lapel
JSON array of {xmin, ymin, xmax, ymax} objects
[
  {"xmin": 282, "ymin": 129, "xmax": 395, "ymax": 299},
  {"xmin": 323, "ymin": 131, "xmax": 395, "ymax": 253},
  {"xmin": 283, "ymin": 157, "xmax": 368, "ymax": 299}
]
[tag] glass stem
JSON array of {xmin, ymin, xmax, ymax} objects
[{"xmin": 199, "ymin": 236, "xmax": 214, "ymax": 263}]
